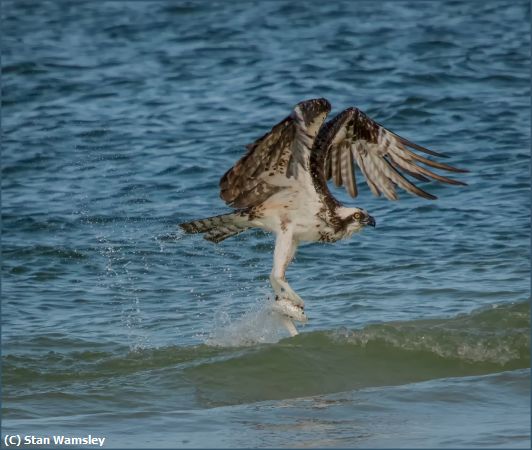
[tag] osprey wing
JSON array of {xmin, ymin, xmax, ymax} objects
[
  {"xmin": 220, "ymin": 98, "xmax": 331, "ymax": 208},
  {"xmin": 314, "ymin": 108, "xmax": 468, "ymax": 200}
]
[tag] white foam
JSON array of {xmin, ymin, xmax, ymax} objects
[{"xmin": 205, "ymin": 296, "xmax": 298, "ymax": 347}]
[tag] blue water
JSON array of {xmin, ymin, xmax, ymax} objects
[{"xmin": 2, "ymin": 0, "xmax": 530, "ymax": 448}]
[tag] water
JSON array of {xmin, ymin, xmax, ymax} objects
[{"xmin": 2, "ymin": 0, "xmax": 530, "ymax": 447}]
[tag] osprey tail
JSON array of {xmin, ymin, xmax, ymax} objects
[{"xmin": 179, "ymin": 212, "xmax": 251, "ymax": 243}]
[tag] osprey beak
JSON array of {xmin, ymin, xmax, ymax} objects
[{"xmin": 364, "ymin": 215, "xmax": 376, "ymax": 227}]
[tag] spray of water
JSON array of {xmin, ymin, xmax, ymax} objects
[{"xmin": 205, "ymin": 295, "xmax": 297, "ymax": 347}]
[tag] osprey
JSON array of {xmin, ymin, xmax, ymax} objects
[{"xmin": 180, "ymin": 98, "xmax": 466, "ymax": 334}]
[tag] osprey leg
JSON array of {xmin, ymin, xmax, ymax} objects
[
  {"xmin": 270, "ymin": 230, "xmax": 304, "ymax": 308},
  {"xmin": 270, "ymin": 230, "xmax": 306, "ymax": 334}
]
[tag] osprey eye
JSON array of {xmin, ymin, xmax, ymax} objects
[{"xmin": 353, "ymin": 212, "xmax": 362, "ymax": 220}]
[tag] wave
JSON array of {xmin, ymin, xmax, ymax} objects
[
  {"xmin": 186, "ymin": 300, "xmax": 530, "ymax": 405},
  {"xmin": 3, "ymin": 301, "xmax": 529, "ymax": 407}
]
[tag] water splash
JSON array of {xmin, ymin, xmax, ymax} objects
[{"xmin": 205, "ymin": 296, "xmax": 296, "ymax": 346}]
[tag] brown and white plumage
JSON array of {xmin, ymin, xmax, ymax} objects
[
  {"xmin": 219, "ymin": 100, "xmax": 328, "ymax": 208},
  {"xmin": 317, "ymin": 107, "xmax": 467, "ymax": 201},
  {"xmin": 180, "ymin": 98, "xmax": 467, "ymax": 334}
]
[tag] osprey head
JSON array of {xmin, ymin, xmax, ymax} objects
[
  {"xmin": 338, "ymin": 207, "xmax": 376, "ymax": 234},
  {"xmin": 352, "ymin": 209, "xmax": 376, "ymax": 228}
]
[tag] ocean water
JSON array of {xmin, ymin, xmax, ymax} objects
[{"xmin": 2, "ymin": 0, "xmax": 530, "ymax": 448}]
